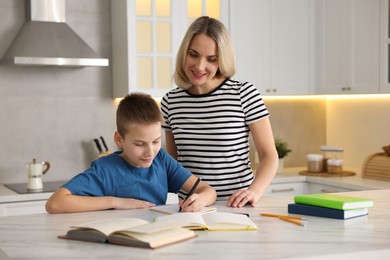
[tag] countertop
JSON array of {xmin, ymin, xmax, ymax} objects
[
  {"xmin": 1, "ymin": 167, "xmax": 390, "ymax": 204},
  {"xmin": 0, "ymin": 189, "xmax": 389, "ymax": 259},
  {"xmin": 271, "ymin": 167, "xmax": 390, "ymax": 190}
]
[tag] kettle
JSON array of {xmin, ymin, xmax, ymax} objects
[{"xmin": 26, "ymin": 158, "xmax": 50, "ymax": 191}]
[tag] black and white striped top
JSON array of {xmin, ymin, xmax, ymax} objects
[{"xmin": 161, "ymin": 78, "xmax": 270, "ymax": 200}]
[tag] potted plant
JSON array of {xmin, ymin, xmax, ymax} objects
[{"xmin": 275, "ymin": 138, "xmax": 291, "ymax": 173}]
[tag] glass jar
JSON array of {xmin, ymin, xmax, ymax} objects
[
  {"xmin": 307, "ymin": 154, "xmax": 323, "ymax": 172},
  {"xmin": 327, "ymin": 159, "xmax": 343, "ymax": 173},
  {"xmin": 320, "ymin": 146, "xmax": 343, "ymax": 173}
]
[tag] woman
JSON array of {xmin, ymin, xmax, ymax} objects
[{"xmin": 161, "ymin": 16, "xmax": 278, "ymax": 208}]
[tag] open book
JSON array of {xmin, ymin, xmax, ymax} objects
[
  {"xmin": 150, "ymin": 204, "xmax": 216, "ymax": 214},
  {"xmin": 155, "ymin": 212, "xmax": 257, "ymax": 231},
  {"xmin": 59, "ymin": 218, "xmax": 196, "ymax": 249}
]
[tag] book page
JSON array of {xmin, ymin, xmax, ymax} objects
[
  {"xmin": 203, "ymin": 212, "xmax": 257, "ymax": 230},
  {"xmin": 124, "ymin": 220, "xmax": 184, "ymax": 234},
  {"xmin": 112, "ymin": 227, "xmax": 195, "ymax": 244},
  {"xmin": 110, "ymin": 227, "xmax": 196, "ymax": 249},
  {"xmin": 155, "ymin": 212, "xmax": 257, "ymax": 230},
  {"xmin": 154, "ymin": 212, "xmax": 208, "ymax": 229},
  {"xmin": 71, "ymin": 218, "xmax": 149, "ymax": 237},
  {"xmin": 150, "ymin": 204, "xmax": 216, "ymax": 214}
]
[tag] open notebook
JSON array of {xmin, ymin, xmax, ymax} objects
[
  {"xmin": 154, "ymin": 212, "xmax": 257, "ymax": 231},
  {"xmin": 150, "ymin": 204, "xmax": 216, "ymax": 214}
]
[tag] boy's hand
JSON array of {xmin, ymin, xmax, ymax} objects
[
  {"xmin": 179, "ymin": 193, "xmax": 204, "ymax": 212},
  {"xmin": 113, "ymin": 197, "xmax": 155, "ymax": 209}
]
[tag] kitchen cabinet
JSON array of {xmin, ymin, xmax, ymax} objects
[
  {"xmin": 263, "ymin": 182, "xmax": 308, "ymax": 196},
  {"xmin": 264, "ymin": 178, "xmax": 359, "ymax": 196},
  {"xmin": 229, "ymin": 0, "xmax": 314, "ymax": 96},
  {"xmin": 111, "ymin": 0, "xmax": 229, "ymax": 98},
  {"xmin": 307, "ymin": 183, "xmax": 355, "ymax": 194},
  {"xmin": 0, "ymin": 200, "xmax": 47, "ymax": 217},
  {"xmin": 315, "ymin": 0, "xmax": 381, "ymax": 94}
]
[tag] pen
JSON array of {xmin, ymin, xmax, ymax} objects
[
  {"xmin": 260, "ymin": 213, "xmax": 306, "ymax": 220},
  {"xmin": 179, "ymin": 177, "xmax": 201, "ymax": 212}
]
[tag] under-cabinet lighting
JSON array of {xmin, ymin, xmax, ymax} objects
[
  {"xmin": 115, "ymin": 94, "xmax": 390, "ymax": 105},
  {"xmin": 263, "ymin": 94, "xmax": 390, "ymax": 100}
]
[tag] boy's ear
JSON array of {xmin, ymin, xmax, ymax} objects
[{"xmin": 114, "ymin": 131, "xmax": 123, "ymax": 149}]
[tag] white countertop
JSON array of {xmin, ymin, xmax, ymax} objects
[
  {"xmin": 0, "ymin": 183, "xmax": 57, "ymax": 203},
  {"xmin": 272, "ymin": 167, "xmax": 390, "ymax": 190},
  {"xmin": 1, "ymin": 167, "xmax": 390, "ymax": 204},
  {"xmin": 0, "ymin": 189, "xmax": 389, "ymax": 259}
]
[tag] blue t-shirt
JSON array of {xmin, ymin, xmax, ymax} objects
[{"xmin": 63, "ymin": 149, "xmax": 192, "ymax": 205}]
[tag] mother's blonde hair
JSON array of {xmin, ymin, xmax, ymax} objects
[{"xmin": 173, "ymin": 16, "xmax": 236, "ymax": 89}]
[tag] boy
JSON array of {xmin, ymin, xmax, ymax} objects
[{"xmin": 45, "ymin": 92, "xmax": 216, "ymax": 213}]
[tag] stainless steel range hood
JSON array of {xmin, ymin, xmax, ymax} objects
[{"xmin": 1, "ymin": 0, "xmax": 109, "ymax": 67}]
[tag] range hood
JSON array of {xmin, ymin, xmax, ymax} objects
[{"xmin": 1, "ymin": 0, "xmax": 109, "ymax": 67}]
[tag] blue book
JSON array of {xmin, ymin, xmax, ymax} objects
[{"xmin": 288, "ymin": 203, "xmax": 369, "ymax": 219}]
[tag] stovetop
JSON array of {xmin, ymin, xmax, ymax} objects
[{"xmin": 4, "ymin": 181, "xmax": 66, "ymax": 194}]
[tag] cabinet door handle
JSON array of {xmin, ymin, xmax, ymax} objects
[
  {"xmin": 271, "ymin": 187, "xmax": 294, "ymax": 193},
  {"xmin": 320, "ymin": 189, "xmax": 338, "ymax": 193}
]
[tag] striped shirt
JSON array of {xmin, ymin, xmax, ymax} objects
[{"xmin": 161, "ymin": 78, "xmax": 270, "ymax": 200}]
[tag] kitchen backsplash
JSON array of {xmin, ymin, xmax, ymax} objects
[{"xmin": 0, "ymin": 0, "xmax": 115, "ymax": 184}]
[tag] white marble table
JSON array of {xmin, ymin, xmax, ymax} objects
[{"xmin": 0, "ymin": 189, "xmax": 389, "ymax": 259}]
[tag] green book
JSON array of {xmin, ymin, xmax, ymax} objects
[{"xmin": 294, "ymin": 193, "xmax": 374, "ymax": 210}]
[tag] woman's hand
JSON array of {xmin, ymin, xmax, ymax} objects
[{"xmin": 227, "ymin": 188, "xmax": 260, "ymax": 208}]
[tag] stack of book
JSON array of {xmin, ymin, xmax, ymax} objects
[{"xmin": 288, "ymin": 193, "xmax": 374, "ymax": 219}]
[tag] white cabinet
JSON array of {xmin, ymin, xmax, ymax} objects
[
  {"xmin": 111, "ymin": 0, "xmax": 229, "ymax": 98},
  {"xmin": 263, "ymin": 182, "xmax": 307, "ymax": 196},
  {"xmin": 315, "ymin": 0, "xmax": 381, "ymax": 94},
  {"xmin": 0, "ymin": 200, "xmax": 47, "ymax": 217},
  {"xmin": 230, "ymin": 0, "xmax": 314, "ymax": 96},
  {"xmin": 307, "ymin": 183, "xmax": 355, "ymax": 194},
  {"xmin": 264, "ymin": 180, "xmax": 359, "ymax": 197}
]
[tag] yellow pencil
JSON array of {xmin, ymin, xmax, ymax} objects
[
  {"xmin": 260, "ymin": 213, "xmax": 306, "ymax": 220},
  {"xmin": 278, "ymin": 216, "xmax": 305, "ymax": 227}
]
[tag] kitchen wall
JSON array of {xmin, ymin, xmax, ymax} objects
[
  {"xmin": 261, "ymin": 97, "xmax": 327, "ymax": 167},
  {"xmin": 326, "ymin": 95, "xmax": 390, "ymax": 170},
  {"xmin": 0, "ymin": 0, "xmax": 116, "ymax": 184}
]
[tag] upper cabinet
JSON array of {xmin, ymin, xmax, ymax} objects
[
  {"xmin": 112, "ymin": 0, "xmax": 387, "ymax": 97},
  {"xmin": 315, "ymin": 0, "xmax": 381, "ymax": 94},
  {"xmin": 229, "ymin": 0, "xmax": 315, "ymax": 96},
  {"xmin": 111, "ymin": 0, "xmax": 229, "ymax": 98}
]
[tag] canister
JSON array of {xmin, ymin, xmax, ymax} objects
[
  {"xmin": 307, "ymin": 154, "xmax": 323, "ymax": 172},
  {"xmin": 320, "ymin": 146, "xmax": 344, "ymax": 172},
  {"xmin": 327, "ymin": 159, "xmax": 343, "ymax": 174}
]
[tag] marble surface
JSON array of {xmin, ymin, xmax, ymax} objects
[{"xmin": 0, "ymin": 189, "xmax": 389, "ymax": 259}]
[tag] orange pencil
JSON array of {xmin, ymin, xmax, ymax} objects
[
  {"xmin": 278, "ymin": 216, "xmax": 305, "ymax": 227},
  {"xmin": 260, "ymin": 213, "xmax": 306, "ymax": 220}
]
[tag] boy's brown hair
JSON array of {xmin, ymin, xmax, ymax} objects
[{"xmin": 116, "ymin": 92, "xmax": 163, "ymax": 137}]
